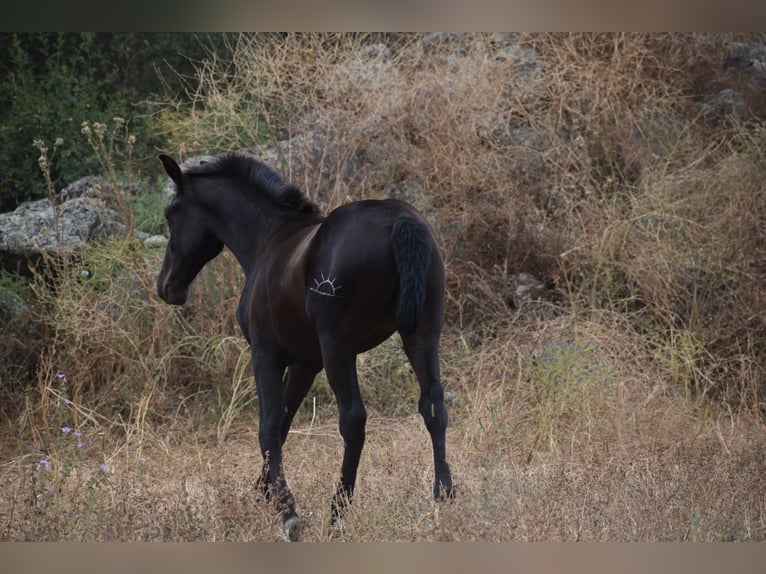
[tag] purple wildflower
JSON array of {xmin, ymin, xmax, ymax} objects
[
  {"xmin": 76, "ymin": 442, "xmax": 85, "ymax": 449},
  {"xmin": 56, "ymin": 372, "xmax": 67, "ymax": 381},
  {"xmin": 74, "ymin": 431, "xmax": 82, "ymax": 437},
  {"xmin": 40, "ymin": 459, "xmax": 51, "ymax": 470},
  {"xmin": 99, "ymin": 463, "xmax": 107, "ymax": 471},
  {"xmin": 61, "ymin": 426, "xmax": 72, "ymax": 433}
]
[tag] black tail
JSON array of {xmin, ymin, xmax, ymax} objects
[{"xmin": 391, "ymin": 215, "xmax": 432, "ymax": 336}]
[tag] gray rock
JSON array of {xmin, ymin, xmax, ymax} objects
[
  {"xmin": 700, "ymin": 88, "xmax": 746, "ymax": 121},
  {"xmin": 59, "ymin": 175, "xmax": 113, "ymax": 202},
  {"xmin": 359, "ymin": 43, "xmax": 391, "ymax": 61},
  {"xmin": 0, "ymin": 196, "xmax": 125, "ymax": 274},
  {"xmin": 490, "ymin": 33, "xmax": 521, "ymax": 47},
  {"xmin": 242, "ymin": 112, "xmax": 412, "ymax": 209},
  {"xmin": 381, "ymin": 180, "xmax": 432, "ymax": 213},
  {"xmin": 494, "ymin": 44, "xmax": 541, "ymax": 76},
  {"xmin": 726, "ymin": 42, "xmax": 766, "ymax": 85},
  {"xmin": 143, "ymin": 234, "xmax": 168, "ymax": 248},
  {"xmin": 515, "ymin": 272, "xmax": 546, "ymax": 305},
  {"xmin": 422, "ymin": 32, "xmax": 474, "ymax": 54}
]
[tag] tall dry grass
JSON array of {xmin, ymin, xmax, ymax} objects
[
  {"xmin": 1, "ymin": 33, "xmax": 765, "ymax": 541},
  {"xmin": 158, "ymin": 32, "xmax": 766, "ymax": 403}
]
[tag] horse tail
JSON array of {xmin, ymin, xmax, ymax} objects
[{"xmin": 391, "ymin": 215, "xmax": 433, "ymax": 336}]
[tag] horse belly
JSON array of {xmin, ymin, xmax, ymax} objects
[{"xmin": 272, "ymin": 306, "xmax": 322, "ymax": 360}]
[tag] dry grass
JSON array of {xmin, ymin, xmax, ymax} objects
[
  {"xmin": 2, "ymin": 322, "xmax": 764, "ymax": 541},
  {"xmin": 1, "ymin": 33, "xmax": 765, "ymax": 541}
]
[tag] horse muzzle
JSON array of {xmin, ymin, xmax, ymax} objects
[{"xmin": 157, "ymin": 277, "xmax": 188, "ymax": 306}]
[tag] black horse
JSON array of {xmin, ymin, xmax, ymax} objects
[{"xmin": 156, "ymin": 152, "xmax": 453, "ymax": 540}]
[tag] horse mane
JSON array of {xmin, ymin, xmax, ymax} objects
[{"xmin": 183, "ymin": 152, "xmax": 320, "ymax": 214}]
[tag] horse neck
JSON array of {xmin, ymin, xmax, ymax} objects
[{"xmin": 200, "ymin": 185, "xmax": 319, "ymax": 271}]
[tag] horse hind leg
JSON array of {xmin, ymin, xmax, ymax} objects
[
  {"xmin": 402, "ymin": 335, "xmax": 454, "ymax": 500},
  {"xmin": 320, "ymin": 343, "xmax": 368, "ymax": 523}
]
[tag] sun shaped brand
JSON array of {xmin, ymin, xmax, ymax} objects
[{"xmin": 310, "ymin": 273, "xmax": 343, "ymax": 297}]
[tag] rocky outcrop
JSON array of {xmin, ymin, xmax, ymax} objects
[
  {"xmin": 725, "ymin": 42, "xmax": 766, "ymax": 85},
  {"xmin": 0, "ymin": 177, "xmax": 125, "ymax": 275},
  {"xmin": 700, "ymin": 88, "xmax": 747, "ymax": 121},
  {"xmin": 702, "ymin": 41, "xmax": 766, "ymax": 122}
]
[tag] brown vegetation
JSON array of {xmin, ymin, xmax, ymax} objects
[{"xmin": 1, "ymin": 33, "xmax": 765, "ymax": 541}]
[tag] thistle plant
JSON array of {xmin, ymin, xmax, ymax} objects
[
  {"xmin": 32, "ymin": 137, "xmax": 64, "ymax": 242},
  {"xmin": 81, "ymin": 117, "xmax": 137, "ymax": 233}
]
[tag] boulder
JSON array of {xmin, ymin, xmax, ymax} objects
[
  {"xmin": 381, "ymin": 180, "xmax": 431, "ymax": 214},
  {"xmin": 58, "ymin": 175, "xmax": 114, "ymax": 202},
  {"xmin": 700, "ymin": 88, "xmax": 747, "ymax": 122},
  {"xmin": 0, "ymin": 191, "xmax": 125, "ymax": 275},
  {"xmin": 725, "ymin": 42, "xmax": 766, "ymax": 85},
  {"xmin": 515, "ymin": 272, "xmax": 547, "ymax": 305}
]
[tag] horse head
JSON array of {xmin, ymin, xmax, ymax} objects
[{"xmin": 156, "ymin": 154, "xmax": 223, "ymax": 305}]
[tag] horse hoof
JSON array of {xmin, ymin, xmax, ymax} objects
[
  {"xmin": 435, "ymin": 483, "xmax": 456, "ymax": 500},
  {"xmin": 283, "ymin": 516, "xmax": 300, "ymax": 542}
]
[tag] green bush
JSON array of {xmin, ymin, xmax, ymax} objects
[
  {"xmin": 130, "ymin": 190, "xmax": 169, "ymax": 236},
  {"xmin": 0, "ymin": 33, "xmax": 235, "ymax": 213}
]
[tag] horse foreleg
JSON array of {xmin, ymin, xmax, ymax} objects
[
  {"xmin": 252, "ymin": 352, "xmax": 300, "ymax": 540},
  {"xmin": 280, "ymin": 360, "xmax": 323, "ymax": 444}
]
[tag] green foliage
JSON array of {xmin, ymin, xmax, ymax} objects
[
  {"xmin": 0, "ymin": 33, "xmax": 235, "ymax": 213},
  {"xmin": 0, "ymin": 268, "xmax": 30, "ymax": 302},
  {"xmin": 0, "ymin": 34, "xmax": 129, "ymax": 211},
  {"xmin": 130, "ymin": 190, "xmax": 168, "ymax": 236},
  {"xmin": 518, "ymin": 338, "xmax": 615, "ymax": 452},
  {"xmin": 357, "ymin": 336, "xmax": 420, "ymax": 416}
]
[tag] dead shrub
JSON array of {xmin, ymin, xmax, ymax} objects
[{"xmin": 154, "ymin": 33, "xmax": 766, "ymax": 404}]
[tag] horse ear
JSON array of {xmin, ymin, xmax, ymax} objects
[{"xmin": 159, "ymin": 154, "xmax": 184, "ymax": 192}]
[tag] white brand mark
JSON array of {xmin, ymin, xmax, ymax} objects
[{"xmin": 310, "ymin": 273, "xmax": 343, "ymax": 297}]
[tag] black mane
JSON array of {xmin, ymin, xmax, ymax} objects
[{"xmin": 184, "ymin": 152, "xmax": 320, "ymax": 214}]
